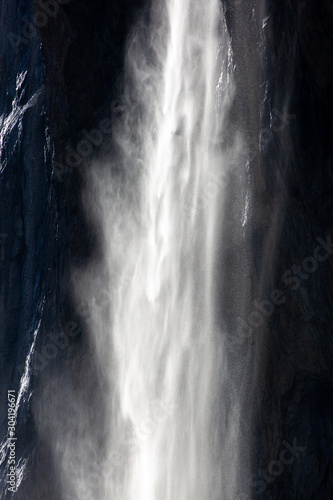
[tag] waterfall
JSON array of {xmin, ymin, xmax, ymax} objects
[
  {"xmin": 3, "ymin": 0, "xmax": 333, "ymax": 497},
  {"xmin": 69, "ymin": 0, "xmax": 245, "ymax": 499}
]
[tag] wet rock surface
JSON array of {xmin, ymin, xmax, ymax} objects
[{"xmin": 224, "ymin": 0, "xmax": 333, "ymax": 497}]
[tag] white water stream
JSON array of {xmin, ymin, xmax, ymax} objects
[{"xmin": 71, "ymin": 1, "xmax": 242, "ymax": 499}]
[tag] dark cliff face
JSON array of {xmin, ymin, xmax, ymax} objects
[
  {"xmin": 224, "ymin": 0, "xmax": 333, "ymax": 498},
  {"xmin": 0, "ymin": 2, "xmax": 56, "ymax": 497},
  {"xmin": 1, "ymin": 0, "xmax": 333, "ymax": 498},
  {"xmin": 0, "ymin": 1, "xmax": 145, "ymax": 498}
]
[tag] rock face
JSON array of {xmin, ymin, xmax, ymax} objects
[
  {"xmin": 0, "ymin": 2, "xmax": 57, "ymax": 498},
  {"xmin": 0, "ymin": 0, "xmax": 333, "ymax": 498},
  {"xmin": 224, "ymin": 0, "xmax": 333, "ymax": 498},
  {"xmin": 0, "ymin": 1, "xmax": 145, "ymax": 498}
]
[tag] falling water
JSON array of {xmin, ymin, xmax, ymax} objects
[{"xmin": 73, "ymin": 0, "xmax": 242, "ymax": 499}]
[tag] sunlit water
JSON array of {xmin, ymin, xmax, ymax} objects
[{"xmin": 72, "ymin": 0, "xmax": 241, "ymax": 499}]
